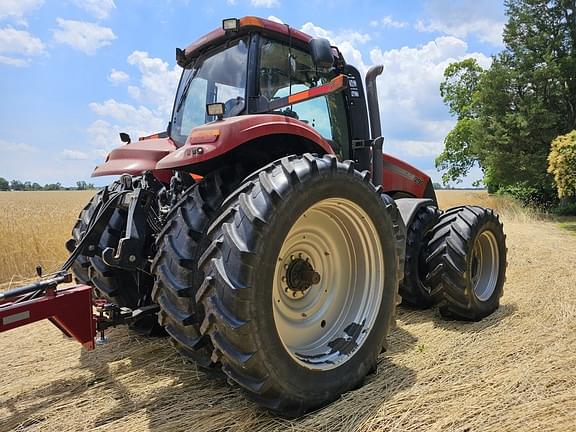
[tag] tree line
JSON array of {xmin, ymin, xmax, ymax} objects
[
  {"xmin": 0, "ymin": 177, "xmax": 96, "ymax": 191},
  {"xmin": 438, "ymin": 0, "xmax": 576, "ymax": 214}
]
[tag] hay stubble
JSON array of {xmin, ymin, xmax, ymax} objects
[{"xmin": 0, "ymin": 190, "xmax": 575, "ymax": 431}]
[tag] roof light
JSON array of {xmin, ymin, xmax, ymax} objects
[{"xmin": 223, "ymin": 18, "xmax": 240, "ymax": 32}]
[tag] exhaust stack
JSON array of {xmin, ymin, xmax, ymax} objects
[{"xmin": 365, "ymin": 65, "xmax": 384, "ymax": 187}]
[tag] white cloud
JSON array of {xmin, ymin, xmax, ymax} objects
[
  {"xmin": 86, "ymin": 50, "xmax": 180, "ymax": 153},
  {"xmin": 74, "ymin": 0, "xmax": 116, "ymax": 20},
  {"xmin": 0, "ymin": 27, "xmax": 45, "ymax": 67},
  {"xmin": 88, "ymin": 101, "xmax": 165, "ymax": 151},
  {"xmin": 267, "ymin": 15, "xmax": 284, "ymax": 24},
  {"xmin": 0, "ymin": 27, "xmax": 45, "ymax": 56},
  {"xmin": 227, "ymin": 0, "xmax": 238, "ymax": 4},
  {"xmin": 0, "ymin": 55, "xmax": 28, "ymax": 66},
  {"xmin": 126, "ymin": 51, "xmax": 180, "ymax": 116},
  {"xmin": 251, "ymin": 0, "xmax": 280, "ymax": 8},
  {"xmin": 300, "ymin": 23, "xmax": 370, "ymax": 80},
  {"xmin": 0, "ymin": 0, "xmax": 43, "ymax": 23},
  {"xmin": 370, "ymin": 16, "xmax": 408, "ymax": 29},
  {"xmin": 386, "ymin": 139, "xmax": 444, "ymax": 157},
  {"xmin": 52, "ymin": 18, "xmax": 116, "ymax": 55},
  {"xmin": 417, "ymin": 0, "xmax": 505, "ymax": 46},
  {"xmin": 61, "ymin": 149, "xmax": 90, "ymax": 160},
  {"xmin": 299, "ymin": 22, "xmax": 491, "ymax": 163},
  {"xmin": 369, "ymin": 36, "xmax": 491, "ymax": 150},
  {"xmin": 128, "ymin": 85, "xmax": 141, "ymax": 99},
  {"xmin": 108, "ymin": 68, "xmax": 129, "ymax": 85},
  {"xmin": 0, "ymin": 139, "xmax": 37, "ymax": 152}
]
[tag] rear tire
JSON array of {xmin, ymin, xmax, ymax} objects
[
  {"xmin": 425, "ymin": 206, "xmax": 507, "ymax": 321},
  {"xmin": 69, "ymin": 181, "xmax": 158, "ymax": 334},
  {"xmin": 196, "ymin": 154, "xmax": 402, "ymax": 417},
  {"xmin": 399, "ymin": 206, "xmax": 441, "ymax": 309},
  {"xmin": 152, "ymin": 168, "xmax": 243, "ymax": 371}
]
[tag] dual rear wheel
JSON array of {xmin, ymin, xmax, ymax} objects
[{"xmin": 70, "ymin": 155, "xmax": 507, "ymax": 416}]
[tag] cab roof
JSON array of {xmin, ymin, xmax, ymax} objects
[{"xmin": 178, "ymin": 16, "xmax": 313, "ymax": 67}]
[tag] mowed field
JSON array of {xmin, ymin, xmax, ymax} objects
[{"xmin": 1, "ymin": 190, "xmax": 575, "ymax": 431}]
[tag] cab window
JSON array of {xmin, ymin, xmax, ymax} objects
[{"xmin": 258, "ymin": 38, "xmax": 349, "ymax": 158}]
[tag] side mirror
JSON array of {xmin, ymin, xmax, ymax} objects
[
  {"xmin": 119, "ymin": 132, "xmax": 131, "ymax": 144},
  {"xmin": 309, "ymin": 38, "xmax": 334, "ymax": 69}
]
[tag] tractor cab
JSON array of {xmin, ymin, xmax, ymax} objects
[{"xmin": 169, "ymin": 17, "xmax": 358, "ymax": 160}]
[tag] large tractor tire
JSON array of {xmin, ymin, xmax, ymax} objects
[
  {"xmin": 425, "ymin": 206, "xmax": 506, "ymax": 321},
  {"xmin": 69, "ymin": 182, "xmax": 157, "ymax": 332},
  {"xmin": 399, "ymin": 205, "xmax": 441, "ymax": 308},
  {"xmin": 151, "ymin": 168, "xmax": 243, "ymax": 371},
  {"xmin": 196, "ymin": 154, "xmax": 403, "ymax": 417}
]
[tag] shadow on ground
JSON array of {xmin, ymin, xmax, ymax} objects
[
  {"xmin": 397, "ymin": 301, "xmax": 517, "ymax": 334},
  {"xmin": 4, "ymin": 300, "xmax": 513, "ymax": 431}
]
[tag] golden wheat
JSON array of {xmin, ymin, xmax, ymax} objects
[{"xmin": 0, "ymin": 191, "xmax": 95, "ymax": 287}]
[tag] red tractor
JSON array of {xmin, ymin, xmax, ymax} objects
[{"xmin": 2, "ymin": 16, "xmax": 507, "ymax": 417}]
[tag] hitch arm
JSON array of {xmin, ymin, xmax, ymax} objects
[{"xmin": 102, "ymin": 188, "xmax": 152, "ymax": 269}]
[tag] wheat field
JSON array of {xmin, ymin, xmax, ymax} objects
[{"xmin": 1, "ymin": 190, "xmax": 575, "ymax": 432}]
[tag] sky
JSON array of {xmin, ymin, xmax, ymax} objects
[{"xmin": 0, "ymin": 0, "xmax": 507, "ymax": 187}]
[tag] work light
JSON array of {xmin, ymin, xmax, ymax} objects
[
  {"xmin": 206, "ymin": 103, "xmax": 225, "ymax": 118},
  {"xmin": 222, "ymin": 18, "xmax": 240, "ymax": 32}
]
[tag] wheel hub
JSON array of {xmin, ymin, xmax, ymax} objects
[
  {"xmin": 272, "ymin": 197, "xmax": 384, "ymax": 370},
  {"xmin": 285, "ymin": 257, "xmax": 321, "ymax": 294}
]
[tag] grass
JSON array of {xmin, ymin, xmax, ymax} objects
[
  {"xmin": 558, "ymin": 220, "xmax": 576, "ymax": 234},
  {"xmin": 1, "ymin": 190, "xmax": 575, "ymax": 431}
]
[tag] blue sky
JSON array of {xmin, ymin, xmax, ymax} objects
[{"xmin": 0, "ymin": 0, "xmax": 506, "ymax": 187}]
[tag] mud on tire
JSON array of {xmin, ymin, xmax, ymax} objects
[
  {"xmin": 425, "ymin": 205, "xmax": 507, "ymax": 321},
  {"xmin": 196, "ymin": 154, "xmax": 403, "ymax": 417}
]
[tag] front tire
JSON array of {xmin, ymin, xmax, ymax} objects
[
  {"xmin": 196, "ymin": 154, "xmax": 403, "ymax": 416},
  {"xmin": 425, "ymin": 206, "xmax": 507, "ymax": 321}
]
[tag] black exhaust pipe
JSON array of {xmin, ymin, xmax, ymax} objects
[{"xmin": 365, "ymin": 65, "xmax": 384, "ymax": 187}]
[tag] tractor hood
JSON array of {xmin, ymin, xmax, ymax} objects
[
  {"xmin": 92, "ymin": 137, "xmax": 177, "ymax": 182},
  {"xmin": 155, "ymin": 115, "xmax": 333, "ymax": 171}
]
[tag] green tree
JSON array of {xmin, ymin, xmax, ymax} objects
[
  {"xmin": 10, "ymin": 180, "xmax": 24, "ymax": 191},
  {"xmin": 438, "ymin": 0, "xmax": 576, "ymax": 206},
  {"xmin": 0, "ymin": 177, "xmax": 9, "ymax": 191},
  {"xmin": 43, "ymin": 182, "xmax": 62, "ymax": 191}
]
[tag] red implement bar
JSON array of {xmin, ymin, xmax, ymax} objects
[{"xmin": 0, "ymin": 284, "xmax": 96, "ymax": 350}]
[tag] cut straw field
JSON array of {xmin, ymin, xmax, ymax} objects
[{"xmin": 1, "ymin": 190, "xmax": 575, "ymax": 431}]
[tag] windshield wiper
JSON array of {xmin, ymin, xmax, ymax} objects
[{"xmin": 175, "ymin": 66, "xmax": 201, "ymax": 113}]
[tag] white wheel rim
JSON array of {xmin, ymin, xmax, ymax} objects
[
  {"xmin": 471, "ymin": 230, "xmax": 500, "ymax": 301},
  {"xmin": 272, "ymin": 197, "xmax": 384, "ymax": 370}
]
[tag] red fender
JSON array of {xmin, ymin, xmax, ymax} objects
[
  {"xmin": 156, "ymin": 114, "xmax": 334, "ymax": 170},
  {"xmin": 92, "ymin": 137, "xmax": 177, "ymax": 183},
  {"xmin": 382, "ymin": 153, "xmax": 430, "ymax": 198}
]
